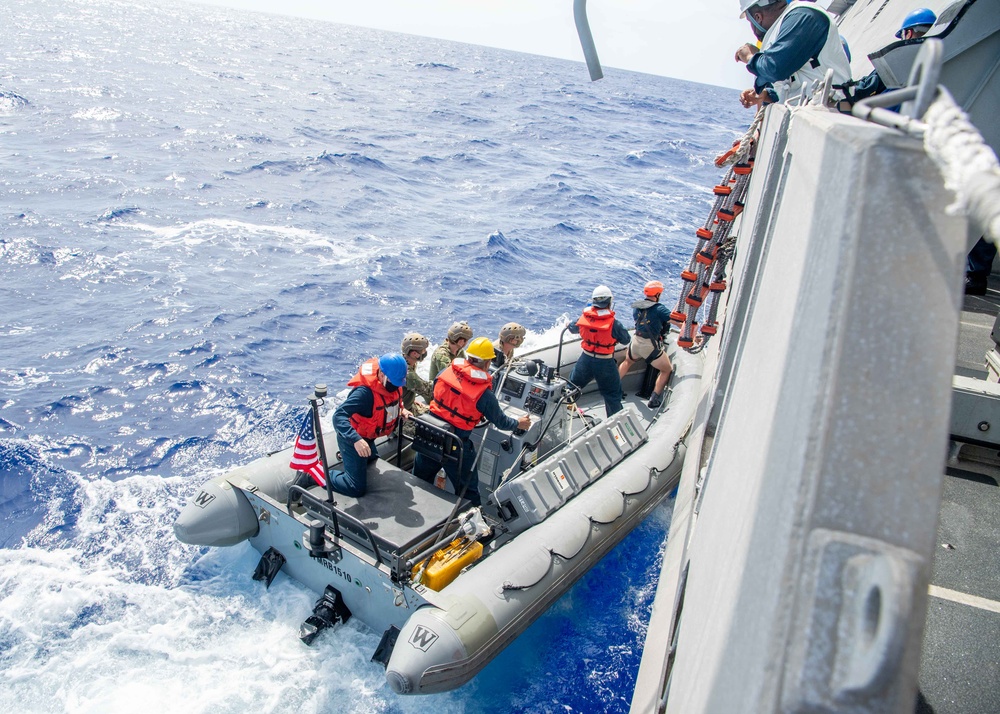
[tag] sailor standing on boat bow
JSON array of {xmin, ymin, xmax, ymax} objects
[
  {"xmin": 568, "ymin": 285, "xmax": 630, "ymax": 416},
  {"xmin": 414, "ymin": 337, "xmax": 531, "ymax": 506},
  {"xmin": 734, "ymin": 0, "xmax": 851, "ymax": 107},
  {"xmin": 327, "ymin": 354, "xmax": 410, "ymax": 498}
]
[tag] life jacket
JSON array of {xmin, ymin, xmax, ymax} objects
[
  {"xmin": 632, "ymin": 299, "xmax": 657, "ymax": 339},
  {"xmin": 346, "ymin": 357, "xmax": 402, "ymax": 439},
  {"xmin": 430, "ymin": 358, "xmax": 493, "ymax": 431},
  {"xmin": 761, "ymin": 1, "xmax": 851, "ymax": 104},
  {"xmin": 577, "ymin": 306, "xmax": 617, "ymax": 355}
]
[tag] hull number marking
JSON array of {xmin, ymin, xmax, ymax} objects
[{"xmin": 314, "ymin": 557, "xmax": 353, "ymax": 585}]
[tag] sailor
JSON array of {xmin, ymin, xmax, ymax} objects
[
  {"xmin": 414, "ymin": 337, "xmax": 531, "ymax": 506},
  {"xmin": 845, "ymin": 8, "xmax": 937, "ymax": 105},
  {"xmin": 428, "ymin": 321, "xmax": 473, "ymax": 380},
  {"xmin": 328, "ymin": 354, "xmax": 410, "ymax": 498},
  {"xmin": 400, "ymin": 332, "xmax": 433, "ymax": 415},
  {"xmin": 492, "ymin": 322, "xmax": 526, "ymax": 369},
  {"xmin": 966, "ymin": 237, "xmax": 995, "ymax": 296},
  {"xmin": 734, "ymin": 0, "xmax": 851, "ymax": 108},
  {"xmin": 618, "ymin": 281, "xmax": 674, "ymax": 409},
  {"xmin": 567, "ymin": 285, "xmax": 631, "ymax": 416}
]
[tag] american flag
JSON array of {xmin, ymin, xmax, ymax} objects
[{"xmin": 290, "ymin": 411, "xmax": 327, "ymax": 487}]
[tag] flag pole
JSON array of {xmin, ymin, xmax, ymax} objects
[{"xmin": 310, "ymin": 384, "xmax": 335, "ymax": 504}]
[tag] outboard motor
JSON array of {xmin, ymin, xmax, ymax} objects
[{"xmin": 299, "ymin": 585, "xmax": 352, "ymax": 646}]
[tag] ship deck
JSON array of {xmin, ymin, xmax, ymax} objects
[{"xmin": 919, "ymin": 283, "xmax": 1000, "ymax": 713}]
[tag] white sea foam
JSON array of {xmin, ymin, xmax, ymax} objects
[
  {"xmin": 72, "ymin": 107, "xmax": 122, "ymax": 122},
  {"xmin": 2, "ymin": 472, "xmax": 472, "ymax": 713}
]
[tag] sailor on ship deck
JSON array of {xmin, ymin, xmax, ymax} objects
[{"xmin": 734, "ymin": 0, "xmax": 851, "ymax": 108}]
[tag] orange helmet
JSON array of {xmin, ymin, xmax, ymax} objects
[{"xmin": 643, "ymin": 280, "xmax": 664, "ymax": 298}]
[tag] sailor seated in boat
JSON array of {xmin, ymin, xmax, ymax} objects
[
  {"xmin": 400, "ymin": 332, "xmax": 433, "ymax": 416},
  {"xmin": 327, "ymin": 354, "xmax": 410, "ymax": 498},
  {"xmin": 413, "ymin": 337, "xmax": 531, "ymax": 506},
  {"xmin": 618, "ymin": 280, "xmax": 673, "ymax": 409},
  {"xmin": 491, "ymin": 322, "xmax": 526, "ymax": 370},
  {"xmin": 428, "ymin": 320, "xmax": 473, "ymax": 380},
  {"xmin": 567, "ymin": 285, "xmax": 630, "ymax": 416}
]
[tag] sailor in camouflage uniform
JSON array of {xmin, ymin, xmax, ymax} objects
[
  {"xmin": 400, "ymin": 332, "xmax": 433, "ymax": 416},
  {"xmin": 428, "ymin": 321, "xmax": 473, "ymax": 380}
]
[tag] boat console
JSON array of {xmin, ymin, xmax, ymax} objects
[{"xmin": 475, "ymin": 359, "xmax": 575, "ymax": 498}]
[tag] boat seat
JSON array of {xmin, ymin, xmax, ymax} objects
[
  {"xmin": 331, "ymin": 458, "xmax": 466, "ymax": 556},
  {"xmin": 408, "ymin": 413, "xmax": 463, "ymax": 468}
]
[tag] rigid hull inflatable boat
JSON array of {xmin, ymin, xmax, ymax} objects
[{"xmin": 174, "ymin": 333, "xmax": 703, "ymax": 694}]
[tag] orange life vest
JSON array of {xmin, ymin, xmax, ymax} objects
[
  {"xmin": 576, "ymin": 306, "xmax": 617, "ymax": 355},
  {"xmin": 430, "ymin": 358, "xmax": 492, "ymax": 431},
  {"xmin": 347, "ymin": 357, "xmax": 402, "ymax": 439}
]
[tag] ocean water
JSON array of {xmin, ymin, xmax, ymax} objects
[{"xmin": 0, "ymin": 0, "xmax": 744, "ymax": 711}]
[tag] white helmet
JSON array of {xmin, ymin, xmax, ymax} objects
[
  {"xmin": 739, "ymin": 0, "xmax": 781, "ymax": 17},
  {"xmin": 591, "ymin": 285, "xmax": 613, "ymax": 307}
]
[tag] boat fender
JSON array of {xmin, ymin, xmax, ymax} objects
[
  {"xmin": 587, "ymin": 491, "xmax": 627, "ymax": 525},
  {"xmin": 494, "ymin": 515, "xmax": 593, "ymax": 596},
  {"xmin": 547, "ymin": 512, "xmax": 591, "ymax": 561},
  {"xmin": 386, "ymin": 595, "xmax": 499, "ymax": 694},
  {"xmin": 618, "ymin": 466, "xmax": 655, "ymax": 497},
  {"xmin": 173, "ymin": 474, "xmax": 260, "ymax": 547},
  {"xmin": 299, "ymin": 584, "xmax": 352, "ymax": 646},
  {"xmin": 251, "ymin": 546, "xmax": 286, "ymax": 589},
  {"xmin": 496, "ymin": 545, "xmax": 553, "ymax": 594}
]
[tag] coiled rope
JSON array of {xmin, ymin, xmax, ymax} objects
[
  {"xmin": 670, "ymin": 110, "xmax": 766, "ymax": 351},
  {"xmin": 922, "ymin": 87, "xmax": 1000, "ymax": 245}
]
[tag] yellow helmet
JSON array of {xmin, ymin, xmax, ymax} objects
[{"xmin": 465, "ymin": 336, "xmax": 496, "ymax": 361}]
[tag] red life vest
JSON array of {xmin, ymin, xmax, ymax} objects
[
  {"xmin": 430, "ymin": 358, "xmax": 493, "ymax": 431},
  {"xmin": 347, "ymin": 357, "xmax": 402, "ymax": 439},
  {"xmin": 576, "ymin": 306, "xmax": 617, "ymax": 355}
]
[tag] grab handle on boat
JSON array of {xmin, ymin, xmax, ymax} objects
[{"xmin": 555, "ymin": 325, "xmax": 571, "ymax": 378}]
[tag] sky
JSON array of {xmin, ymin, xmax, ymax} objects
[{"xmin": 181, "ymin": 0, "xmax": 755, "ymax": 90}]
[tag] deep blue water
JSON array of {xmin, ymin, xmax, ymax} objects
[{"xmin": 0, "ymin": 1, "xmax": 743, "ymax": 711}]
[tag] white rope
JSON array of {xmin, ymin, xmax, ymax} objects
[
  {"xmin": 922, "ymin": 88, "xmax": 1000, "ymax": 244},
  {"xmin": 717, "ymin": 109, "xmax": 765, "ymax": 168}
]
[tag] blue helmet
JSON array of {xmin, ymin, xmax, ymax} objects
[
  {"xmin": 840, "ymin": 35, "xmax": 852, "ymax": 62},
  {"xmin": 895, "ymin": 8, "xmax": 936, "ymax": 38},
  {"xmin": 378, "ymin": 354, "xmax": 407, "ymax": 387}
]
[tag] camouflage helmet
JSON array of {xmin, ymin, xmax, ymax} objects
[
  {"xmin": 499, "ymin": 322, "xmax": 526, "ymax": 344},
  {"xmin": 447, "ymin": 321, "xmax": 473, "ymax": 343},
  {"xmin": 400, "ymin": 332, "xmax": 430, "ymax": 355}
]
